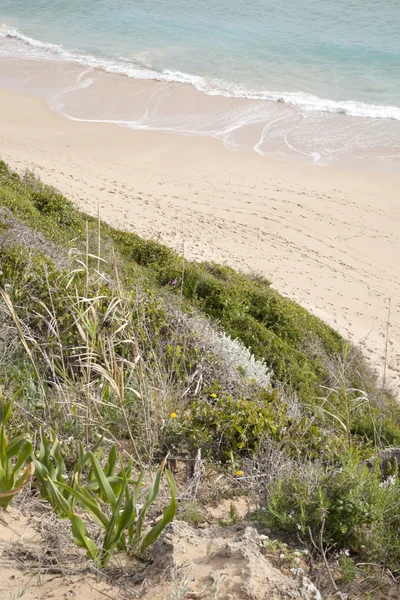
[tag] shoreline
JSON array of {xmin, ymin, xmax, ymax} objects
[
  {"xmin": 0, "ymin": 51, "xmax": 400, "ymax": 172},
  {"xmin": 1, "ymin": 88, "xmax": 400, "ymax": 393}
]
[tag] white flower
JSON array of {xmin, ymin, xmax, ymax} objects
[
  {"xmin": 279, "ymin": 553, "xmax": 285, "ymax": 560},
  {"xmin": 380, "ymin": 475, "xmax": 396, "ymax": 488}
]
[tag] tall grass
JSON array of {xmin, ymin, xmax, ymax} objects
[{"xmin": 0, "ymin": 247, "xmax": 174, "ymax": 461}]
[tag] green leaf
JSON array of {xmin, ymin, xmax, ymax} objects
[
  {"xmin": 56, "ymin": 481, "xmax": 109, "ymax": 528},
  {"xmin": 0, "ymin": 462, "xmax": 35, "ymax": 509},
  {"xmin": 12, "ymin": 440, "xmax": 33, "ymax": 480},
  {"xmin": 38, "ymin": 427, "xmax": 56, "ymax": 479},
  {"xmin": 74, "ymin": 437, "xmax": 103, "ymax": 477},
  {"xmin": 101, "ymin": 479, "xmax": 126, "ymax": 567},
  {"xmin": 0, "ymin": 387, "xmax": 18, "ymax": 425},
  {"xmin": 50, "ymin": 431, "xmax": 66, "ymax": 481},
  {"xmin": 105, "ymin": 445, "xmax": 117, "ymax": 477},
  {"xmin": 113, "ymin": 498, "xmax": 136, "ymax": 544},
  {"xmin": 35, "ymin": 463, "xmax": 69, "ymax": 516},
  {"xmin": 70, "ymin": 513, "xmax": 98, "ymax": 561},
  {"xmin": 0, "ymin": 425, "xmax": 9, "ymax": 480},
  {"xmin": 89, "ymin": 451, "xmax": 117, "ymax": 511},
  {"xmin": 133, "ymin": 460, "xmax": 166, "ymax": 547},
  {"xmin": 130, "ymin": 472, "xmax": 145, "ymax": 507},
  {"xmin": 140, "ymin": 469, "xmax": 177, "ymax": 552},
  {"xmin": 5, "ymin": 433, "xmax": 31, "ymax": 459}
]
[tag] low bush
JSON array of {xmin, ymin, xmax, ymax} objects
[
  {"xmin": 180, "ymin": 390, "xmax": 285, "ymax": 461},
  {"xmin": 263, "ymin": 451, "xmax": 400, "ymax": 571}
]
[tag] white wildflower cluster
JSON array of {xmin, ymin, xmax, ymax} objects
[{"xmin": 379, "ymin": 474, "xmax": 396, "ymax": 488}]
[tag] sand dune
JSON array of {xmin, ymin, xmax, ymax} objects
[{"xmin": 1, "ymin": 89, "xmax": 399, "ymax": 394}]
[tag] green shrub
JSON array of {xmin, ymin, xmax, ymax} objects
[
  {"xmin": 264, "ymin": 452, "xmax": 400, "ymax": 570},
  {"xmin": 31, "ymin": 188, "xmax": 79, "ymax": 228},
  {"xmin": 181, "ymin": 390, "xmax": 285, "ymax": 460}
]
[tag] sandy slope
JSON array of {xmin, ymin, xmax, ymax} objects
[
  {"xmin": 1, "ymin": 89, "xmax": 400, "ymax": 394},
  {"xmin": 1, "ymin": 505, "xmax": 321, "ymax": 600}
]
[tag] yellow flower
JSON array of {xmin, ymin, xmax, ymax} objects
[
  {"xmin": 210, "ymin": 393, "xmax": 217, "ymax": 398},
  {"xmin": 235, "ymin": 470, "xmax": 243, "ymax": 477},
  {"xmin": 169, "ymin": 412, "xmax": 177, "ymax": 419}
]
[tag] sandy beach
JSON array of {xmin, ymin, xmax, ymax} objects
[{"xmin": 1, "ymin": 88, "xmax": 400, "ymax": 394}]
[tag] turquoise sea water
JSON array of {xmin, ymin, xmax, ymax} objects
[{"xmin": 1, "ymin": 0, "xmax": 400, "ymax": 168}]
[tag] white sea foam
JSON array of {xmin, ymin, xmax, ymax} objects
[{"xmin": 1, "ymin": 23, "xmax": 400, "ymax": 121}]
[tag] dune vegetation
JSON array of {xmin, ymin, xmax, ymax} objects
[{"xmin": 1, "ymin": 159, "xmax": 400, "ymax": 594}]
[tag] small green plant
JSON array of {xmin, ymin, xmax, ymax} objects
[
  {"xmin": 38, "ymin": 449, "xmax": 176, "ymax": 567},
  {"xmin": 261, "ymin": 537, "xmax": 282, "ymax": 551},
  {"xmin": 218, "ymin": 502, "xmax": 242, "ymax": 527},
  {"xmin": 339, "ymin": 551, "xmax": 356, "ymax": 583},
  {"xmin": 167, "ymin": 568, "xmax": 225, "ymax": 600},
  {"xmin": 34, "ymin": 427, "xmax": 104, "ymax": 513},
  {"xmin": 0, "ymin": 387, "xmax": 34, "ymax": 509},
  {"xmin": 179, "ymin": 501, "xmax": 206, "ymax": 526}
]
